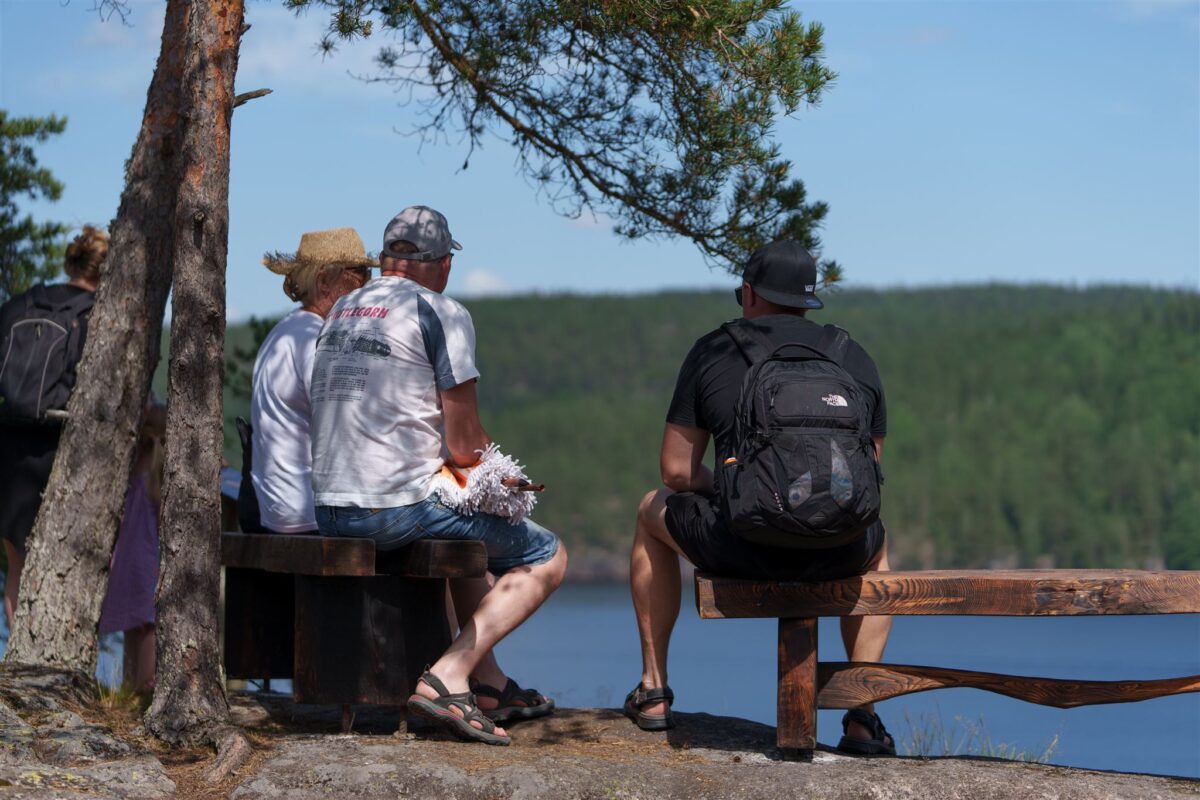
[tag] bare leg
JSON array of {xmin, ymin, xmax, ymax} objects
[
  {"xmin": 448, "ymin": 574, "xmax": 507, "ymax": 709},
  {"xmin": 4, "ymin": 541, "xmax": 24, "ymax": 630},
  {"xmin": 414, "ymin": 544, "xmax": 567, "ymax": 734},
  {"xmin": 839, "ymin": 542, "xmax": 893, "ymax": 741},
  {"xmin": 122, "ymin": 623, "xmax": 156, "ymax": 693},
  {"xmin": 630, "ymin": 489, "xmax": 688, "ymax": 718}
]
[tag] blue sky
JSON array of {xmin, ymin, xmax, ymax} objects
[{"xmin": 1, "ymin": 0, "xmax": 1197, "ymax": 320}]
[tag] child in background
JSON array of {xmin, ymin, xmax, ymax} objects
[{"xmin": 98, "ymin": 399, "xmax": 166, "ymax": 695}]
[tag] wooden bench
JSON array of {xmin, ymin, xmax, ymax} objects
[
  {"xmin": 695, "ymin": 569, "xmax": 1200, "ymax": 758},
  {"xmin": 221, "ymin": 532, "xmax": 487, "ymax": 731}
]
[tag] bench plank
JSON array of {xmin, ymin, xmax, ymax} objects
[
  {"xmin": 222, "ymin": 533, "xmax": 374, "ymax": 576},
  {"xmin": 816, "ymin": 662, "xmax": 1200, "ymax": 709},
  {"xmin": 221, "ymin": 533, "xmax": 487, "ymax": 578},
  {"xmin": 696, "ymin": 570, "xmax": 1200, "ymax": 619}
]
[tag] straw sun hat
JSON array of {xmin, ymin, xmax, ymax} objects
[{"xmin": 263, "ymin": 227, "xmax": 376, "ymax": 301}]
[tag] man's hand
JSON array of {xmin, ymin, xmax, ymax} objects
[
  {"xmin": 661, "ymin": 423, "xmax": 714, "ymax": 493},
  {"xmin": 440, "ymin": 380, "xmax": 491, "ymax": 467}
]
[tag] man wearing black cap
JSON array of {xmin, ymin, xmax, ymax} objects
[{"xmin": 624, "ymin": 240, "xmax": 895, "ymax": 754}]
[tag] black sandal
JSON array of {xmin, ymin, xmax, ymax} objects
[
  {"xmin": 623, "ymin": 683, "xmax": 675, "ymax": 731},
  {"xmin": 406, "ymin": 671, "xmax": 511, "ymax": 746},
  {"xmin": 469, "ymin": 677, "xmax": 555, "ymax": 724},
  {"xmin": 837, "ymin": 708, "xmax": 896, "ymax": 756}
]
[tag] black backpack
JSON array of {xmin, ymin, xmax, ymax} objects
[
  {"xmin": 0, "ymin": 285, "xmax": 94, "ymax": 422},
  {"xmin": 717, "ymin": 321, "xmax": 882, "ymax": 549}
]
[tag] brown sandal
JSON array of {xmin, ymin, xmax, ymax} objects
[
  {"xmin": 623, "ymin": 683, "xmax": 674, "ymax": 731},
  {"xmin": 469, "ymin": 677, "xmax": 555, "ymax": 724},
  {"xmin": 407, "ymin": 672, "xmax": 511, "ymax": 746}
]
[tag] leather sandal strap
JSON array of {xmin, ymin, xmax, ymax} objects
[
  {"xmin": 631, "ymin": 684, "xmax": 674, "ymax": 708},
  {"xmin": 419, "ymin": 671, "xmax": 455, "ymax": 699},
  {"xmin": 455, "ymin": 699, "xmax": 499, "ymax": 734},
  {"xmin": 472, "ymin": 677, "xmax": 547, "ymax": 707},
  {"xmin": 843, "ymin": 708, "xmax": 890, "ymax": 741}
]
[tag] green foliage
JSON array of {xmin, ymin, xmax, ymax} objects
[
  {"xmin": 0, "ymin": 111, "xmax": 69, "ymax": 302},
  {"xmin": 224, "ymin": 316, "xmax": 284, "ymax": 402},
  {"xmin": 221, "ymin": 285, "xmax": 1200, "ymax": 570},
  {"xmin": 283, "ymin": 0, "xmax": 839, "ymax": 277}
]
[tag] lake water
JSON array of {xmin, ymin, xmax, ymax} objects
[
  {"xmin": 2, "ymin": 582, "xmax": 1197, "ymax": 778},
  {"xmin": 493, "ymin": 583, "xmax": 1200, "ymax": 779}
]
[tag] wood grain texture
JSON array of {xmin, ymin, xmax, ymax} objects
[
  {"xmin": 221, "ymin": 534, "xmax": 487, "ymax": 579},
  {"xmin": 777, "ymin": 618, "xmax": 818, "ymax": 752},
  {"xmin": 816, "ymin": 662, "xmax": 1200, "ymax": 709},
  {"xmin": 696, "ymin": 570, "xmax": 1200, "ymax": 618},
  {"xmin": 222, "ymin": 533, "xmax": 375, "ymax": 576},
  {"xmin": 293, "ymin": 575, "xmax": 452, "ymax": 706},
  {"xmin": 376, "ymin": 539, "xmax": 487, "ymax": 579}
]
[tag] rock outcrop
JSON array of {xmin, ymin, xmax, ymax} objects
[
  {"xmin": 0, "ymin": 676, "xmax": 1194, "ymax": 799},
  {"xmin": 229, "ymin": 698, "xmax": 1197, "ymax": 800},
  {"xmin": 0, "ymin": 665, "xmax": 174, "ymax": 799}
]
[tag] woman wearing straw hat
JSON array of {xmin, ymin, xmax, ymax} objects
[{"xmin": 245, "ymin": 227, "xmax": 373, "ymax": 534}]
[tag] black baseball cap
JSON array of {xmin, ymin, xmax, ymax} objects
[{"xmin": 741, "ymin": 240, "xmax": 823, "ymax": 310}]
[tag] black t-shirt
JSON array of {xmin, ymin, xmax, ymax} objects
[{"xmin": 666, "ymin": 315, "xmax": 886, "ymax": 466}]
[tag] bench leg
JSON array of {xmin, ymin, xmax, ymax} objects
[{"xmin": 778, "ymin": 616, "xmax": 818, "ymax": 760}]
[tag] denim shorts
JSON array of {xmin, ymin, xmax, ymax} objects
[{"xmin": 315, "ymin": 496, "xmax": 560, "ymax": 576}]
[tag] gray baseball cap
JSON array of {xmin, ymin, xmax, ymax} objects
[{"xmin": 381, "ymin": 205, "xmax": 463, "ymax": 261}]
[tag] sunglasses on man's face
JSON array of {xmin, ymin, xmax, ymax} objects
[{"xmin": 734, "ymin": 286, "xmax": 743, "ymax": 306}]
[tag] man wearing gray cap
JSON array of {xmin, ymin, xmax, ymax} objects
[
  {"xmin": 309, "ymin": 206, "xmax": 567, "ymax": 746},
  {"xmin": 624, "ymin": 240, "xmax": 896, "ymax": 755}
]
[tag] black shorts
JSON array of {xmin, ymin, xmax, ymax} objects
[
  {"xmin": 664, "ymin": 491, "xmax": 885, "ymax": 581},
  {"xmin": 0, "ymin": 424, "xmax": 62, "ymax": 554}
]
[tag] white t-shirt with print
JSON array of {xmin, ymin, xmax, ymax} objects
[
  {"xmin": 310, "ymin": 276, "xmax": 480, "ymax": 508},
  {"xmin": 250, "ymin": 308, "xmax": 322, "ymax": 533}
]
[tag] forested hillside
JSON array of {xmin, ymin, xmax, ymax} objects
[{"xmin": 212, "ymin": 285, "xmax": 1200, "ymax": 574}]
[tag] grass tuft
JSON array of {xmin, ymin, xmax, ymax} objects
[{"xmin": 897, "ymin": 705, "xmax": 1060, "ymax": 763}]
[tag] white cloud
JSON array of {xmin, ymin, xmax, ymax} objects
[{"xmin": 458, "ymin": 269, "xmax": 511, "ymax": 297}]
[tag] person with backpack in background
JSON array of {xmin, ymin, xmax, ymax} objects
[
  {"xmin": 0, "ymin": 225, "xmax": 106, "ymax": 627},
  {"xmin": 624, "ymin": 241, "xmax": 896, "ymax": 755}
]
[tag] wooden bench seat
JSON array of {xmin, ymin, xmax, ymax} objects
[
  {"xmin": 221, "ymin": 532, "xmax": 487, "ymax": 730},
  {"xmin": 695, "ymin": 569, "xmax": 1200, "ymax": 758}
]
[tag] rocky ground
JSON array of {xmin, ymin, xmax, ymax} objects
[{"xmin": 0, "ymin": 669, "xmax": 1194, "ymax": 800}]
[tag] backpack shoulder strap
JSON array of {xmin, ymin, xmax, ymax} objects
[
  {"xmin": 721, "ymin": 321, "xmax": 774, "ymax": 365},
  {"xmin": 816, "ymin": 324, "xmax": 850, "ymax": 366}
]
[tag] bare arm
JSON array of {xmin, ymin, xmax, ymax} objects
[
  {"xmin": 873, "ymin": 436, "xmax": 885, "ymax": 463},
  {"xmin": 440, "ymin": 380, "xmax": 492, "ymax": 467},
  {"xmin": 661, "ymin": 422, "xmax": 714, "ymax": 493}
]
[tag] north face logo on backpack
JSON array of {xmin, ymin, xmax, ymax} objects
[{"xmin": 822, "ymin": 393, "xmax": 848, "ymax": 407}]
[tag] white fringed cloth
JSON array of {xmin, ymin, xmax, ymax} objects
[{"xmin": 428, "ymin": 443, "xmax": 538, "ymax": 525}]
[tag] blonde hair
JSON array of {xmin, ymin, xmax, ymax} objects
[
  {"xmin": 64, "ymin": 225, "xmax": 109, "ymax": 284},
  {"xmin": 282, "ymin": 261, "xmax": 346, "ymax": 303}
]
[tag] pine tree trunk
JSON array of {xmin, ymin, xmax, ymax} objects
[
  {"xmin": 5, "ymin": 0, "xmax": 192, "ymax": 672},
  {"xmin": 144, "ymin": 0, "xmax": 245, "ymax": 746}
]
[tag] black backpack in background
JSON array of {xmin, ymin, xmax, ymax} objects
[
  {"xmin": 717, "ymin": 321, "xmax": 882, "ymax": 549},
  {"xmin": 0, "ymin": 285, "xmax": 94, "ymax": 421}
]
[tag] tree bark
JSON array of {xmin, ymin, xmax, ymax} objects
[
  {"xmin": 5, "ymin": 0, "xmax": 192, "ymax": 672},
  {"xmin": 144, "ymin": 0, "xmax": 245, "ymax": 747}
]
